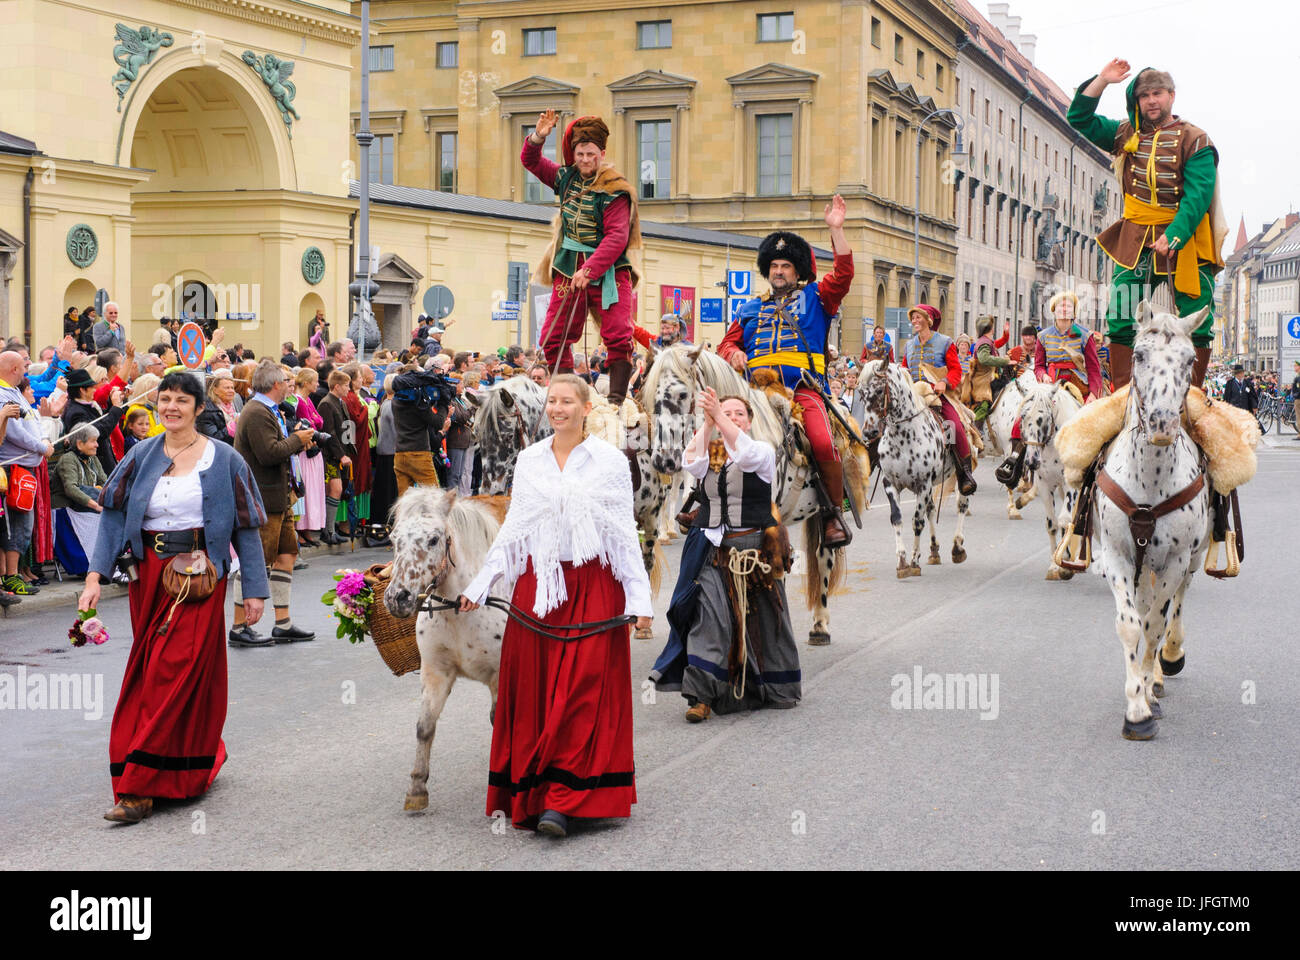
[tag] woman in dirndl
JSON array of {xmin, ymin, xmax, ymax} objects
[
  {"xmin": 291, "ymin": 367, "xmax": 326, "ymax": 547},
  {"xmin": 459, "ymin": 374, "xmax": 652, "ymax": 838},
  {"xmin": 674, "ymin": 387, "xmax": 801, "ymax": 721},
  {"xmin": 79, "ymin": 372, "xmax": 269, "ymax": 824}
]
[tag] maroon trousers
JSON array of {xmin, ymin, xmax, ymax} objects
[
  {"xmin": 539, "ymin": 266, "xmax": 635, "ymax": 372},
  {"xmin": 109, "ymin": 548, "xmax": 229, "ymax": 801},
  {"xmin": 486, "ymin": 558, "xmax": 636, "ymax": 829}
]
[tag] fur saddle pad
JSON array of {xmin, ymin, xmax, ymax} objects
[
  {"xmin": 1056, "ymin": 385, "xmax": 1260, "ymax": 494},
  {"xmin": 911, "ymin": 380, "xmax": 985, "ymax": 457},
  {"xmin": 748, "ymin": 367, "xmax": 871, "ymax": 479},
  {"xmin": 586, "ymin": 395, "xmax": 644, "ymax": 449}
]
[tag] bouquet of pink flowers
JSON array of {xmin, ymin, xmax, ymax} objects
[
  {"xmin": 321, "ymin": 569, "xmax": 374, "ymax": 644},
  {"xmin": 69, "ymin": 608, "xmax": 109, "ymax": 647}
]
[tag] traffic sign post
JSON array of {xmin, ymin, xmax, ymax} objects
[
  {"xmin": 1282, "ymin": 314, "xmax": 1300, "ymax": 367},
  {"xmin": 422, "ymin": 285, "xmax": 455, "ymax": 321},
  {"xmin": 178, "ymin": 322, "xmax": 207, "ymax": 370},
  {"xmin": 727, "ymin": 270, "xmax": 752, "ymax": 297}
]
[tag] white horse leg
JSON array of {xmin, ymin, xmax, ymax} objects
[
  {"xmin": 1043, "ymin": 485, "xmax": 1068, "ymax": 580},
  {"xmin": 487, "ymin": 673, "xmax": 499, "ymax": 726},
  {"xmin": 1139, "ymin": 570, "xmax": 1182, "ymax": 721},
  {"xmin": 1114, "ymin": 575, "xmax": 1157, "ymax": 739},
  {"xmin": 1014, "ymin": 477, "xmax": 1038, "ymax": 510},
  {"xmin": 886, "ymin": 483, "xmax": 911, "ymax": 579},
  {"xmin": 926, "ymin": 482, "xmax": 943, "ymax": 565},
  {"xmin": 808, "ymin": 544, "xmax": 835, "ymax": 644},
  {"xmin": 1154, "ymin": 566, "xmax": 1195, "ymax": 696},
  {"xmin": 951, "ymin": 494, "xmax": 970, "ymax": 563},
  {"xmin": 405, "ymin": 668, "xmax": 457, "ymax": 810},
  {"xmin": 1007, "ymin": 486, "xmax": 1022, "ymax": 520}
]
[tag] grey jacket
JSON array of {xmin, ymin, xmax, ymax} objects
[
  {"xmin": 90, "ymin": 434, "xmax": 270, "ymax": 597},
  {"xmin": 92, "ymin": 320, "xmax": 127, "ymax": 353},
  {"xmin": 0, "ymin": 387, "xmax": 48, "ymax": 468}
]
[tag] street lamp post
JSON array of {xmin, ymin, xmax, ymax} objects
[
  {"xmin": 914, "ymin": 108, "xmax": 965, "ymax": 313},
  {"xmin": 350, "ymin": 1, "xmax": 378, "ymax": 359}
]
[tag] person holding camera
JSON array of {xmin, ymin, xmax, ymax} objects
[
  {"xmin": 391, "ymin": 367, "xmax": 452, "ymax": 497},
  {"xmin": 78, "ymin": 371, "xmax": 271, "ymax": 823},
  {"xmin": 229, "ymin": 359, "xmax": 317, "ymax": 647}
]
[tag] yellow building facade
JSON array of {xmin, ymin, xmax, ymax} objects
[{"xmin": 355, "ymin": 0, "xmax": 967, "ymax": 349}]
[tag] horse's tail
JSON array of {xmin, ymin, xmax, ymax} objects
[
  {"xmin": 802, "ymin": 517, "xmax": 846, "ymax": 612},
  {"xmin": 648, "ymin": 537, "xmax": 666, "ymax": 596}
]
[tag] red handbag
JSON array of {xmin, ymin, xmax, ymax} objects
[{"xmin": 5, "ymin": 465, "xmax": 37, "ymax": 512}]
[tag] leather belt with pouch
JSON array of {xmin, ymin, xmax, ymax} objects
[{"xmin": 145, "ymin": 529, "xmax": 217, "ymax": 634}]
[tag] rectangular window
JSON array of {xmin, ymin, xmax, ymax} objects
[
  {"xmin": 969, "ymin": 88, "xmax": 975, "ymax": 113},
  {"xmin": 984, "ymin": 99, "xmax": 990, "ymax": 124},
  {"xmin": 916, "ymin": 50, "xmax": 924, "ymax": 76},
  {"xmin": 894, "ymin": 34, "xmax": 904, "ymax": 63},
  {"xmin": 436, "ymin": 42, "xmax": 458, "ymax": 69},
  {"xmin": 871, "ymin": 18, "xmax": 881, "ymax": 47},
  {"xmin": 636, "ymin": 120, "xmax": 672, "ymax": 199},
  {"xmin": 523, "ymin": 124, "xmax": 557, "ymax": 202},
  {"xmin": 994, "ymin": 289, "xmax": 1000, "ymax": 307},
  {"xmin": 758, "ymin": 12, "xmax": 795, "ymax": 42},
  {"xmin": 637, "ymin": 20, "xmax": 672, "ymax": 48},
  {"xmin": 979, "ymin": 284, "xmax": 987, "ymax": 304},
  {"xmin": 523, "ymin": 27, "xmax": 557, "ymax": 56},
  {"xmin": 964, "ymin": 282, "xmax": 972, "ymax": 300},
  {"xmin": 936, "ymin": 63, "xmax": 944, "ymax": 90},
  {"xmin": 756, "ymin": 113, "xmax": 793, "ymax": 196},
  {"xmin": 368, "ymin": 45, "xmax": 394, "ymax": 72},
  {"xmin": 998, "ymin": 109, "xmax": 1004, "ymax": 133},
  {"xmin": 437, "ymin": 132, "xmax": 457, "ymax": 192},
  {"xmin": 369, "ymin": 134, "xmax": 394, "ymax": 185}
]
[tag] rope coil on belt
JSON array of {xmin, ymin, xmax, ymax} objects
[{"xmin": 725, "ymin": 547, "xmax": 771, "ymax": 700}]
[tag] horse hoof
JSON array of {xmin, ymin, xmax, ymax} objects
[
  {"xmin": 952, "ymin": 546, "xmax": 967, "ymax": 564},
  {"xmin": 1121, "ymin": 716, "xmax": 1158, "ymax": 741},
  {"xmin": 633, "ymin": 627, "xmax": 654, "ymax": 640},
  {"xmin": 908, "ymin": 564, "xmax": 922, "ymax": 577},
  {"xmin": 1159, "ymin": 650, "xmax": 1186, "ymax": 675},
  {"xmin": 896, "ymin": 565, "xmax": 911, "ymax": 579},
  {"xmin": 1152, "ymin": 681, "xmax": 1165, "ymax": 698},
  {"xmin": 404, "ymin": 794, "xmax": 429, "ymax": 811},
  {"xmin": 1058, "ymin": 569, "xmax": 1074, "ymax": 581},
  {"xmin": 1009, "ymin": 510, "xmax": 1022, "ymax": 520},
  {"xmin": 807, "ymin": 631, "xmax": 831, "ymax": 646},
  {"xmin": 927, "ymin": 555, "xmax": 942, "ymax": 565},
  {"xmin": 1147, "ymin": 699, "xmax": 1163, "ymax": 720}
]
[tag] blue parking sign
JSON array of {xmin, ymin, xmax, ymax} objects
[{"xmin": 728, "ymin": 270, "xmax": 751, "ymax": 297}]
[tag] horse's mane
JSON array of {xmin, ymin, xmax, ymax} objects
[
  {"xmin": 473, "ymin": 377, "xmax": 544, "ymax": 446},
  {"xmin": 641, "ymin": 343, "xmax": 783, "ymax": 449},
  {"xmin": 390, "ymin": 486, "xmax": 500, "ymax": 568}
]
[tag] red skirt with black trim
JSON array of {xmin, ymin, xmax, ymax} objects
[
  {"xmin": 109, "ymin": 547, "xmax": 229, "ymax": 800},
  {"xmin": 486, "ymin": 558, "xmax": 636, "ymax": 829}
]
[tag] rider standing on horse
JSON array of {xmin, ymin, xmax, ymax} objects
[
  {"xmin": 1068, "ymin": 61, "xmax": 1226, "ymax": 390},
  {"xmin": 524, "ymin": 110, "xmax": 644, "ymax": 407},
  {"xmin": 899, "ymin": 304, "xmax": 978, "ymax": 496},
  {"xmin": 718, "ymin": 196, "xmax": 855, "ymax": 549}
]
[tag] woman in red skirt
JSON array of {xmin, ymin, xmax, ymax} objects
[
  {"xmin": 79, "ymin": 372, "xmax": 270, "ymax": 824},
  {"xmin": 460, "ymin": 374, "xmax": 652, "ymax": 837}
]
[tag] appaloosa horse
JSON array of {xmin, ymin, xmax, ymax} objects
[
  {"xmin": 1017, "ymin": 381, "xmax": 1083, "ymax": 581},
  {"xmin": 855, "ymin": 357, "xmax": 971, "ymax": 577},
  {"xmin": 466, "ymin": 377, "xmax": 550, "ymax": 494},
  {"xmin": 383, "ymin": 487, "xmax": 510, "ymax": 811},
  {"xmin": 985, "ymin": 368, "xmax": 1039, "ymax": 519},
  {"xmin": 640, "ymin": 342, "xmax": 870, "ymax": 644},
  {"xmin": 1093, "ymin": 302, "xmax": 1211, "ymax": 741}
]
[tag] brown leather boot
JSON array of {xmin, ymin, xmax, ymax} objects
[
  {"xmin": 1109, "ymin": 343, "xmax": 1133, "ymax": 390},
  {"xmin": 1191, "ymin": 347, "xmax": 1212, "ymax": 390},
  {"xmin": 104, "ymin": 795, "xmax": 153, "ymax": 824},
  {"xmin": 817, "ymin": 460, "xmax": 852, "ymax": 549},
  {"xmin": 685, "ymin": 701, "xmax": 712, "ymax": 723},
  {"xmin": 605, "ymin": 358, "xmax": 634, "ymax": 407},
  {"xmin": 952, "ymin": 448, "xmax": 978, "ymax": 496}
]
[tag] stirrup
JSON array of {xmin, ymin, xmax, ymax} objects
[
  {"xmin": 1203, "ymin": 532, "xmax": 1240, "ymax": 579},
  {"xmin": 1052, "ymin": 532, "xmax": 1091, "ymax": 573}
]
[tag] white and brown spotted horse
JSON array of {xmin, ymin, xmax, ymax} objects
[
  {"xmin": 1017, "ymin": 381, "xmax": 1084, "ymax": 581},
  {"xmin": 985, "ymin": 367, "xmax": 1039, "ymax": 519},
  {"xmin": 640, "ymin": 342, "xmax": 869, "ymax": 645},
  {"xmin": 854, "ymin": 357, "xmax": 971, "ymax": 578}
]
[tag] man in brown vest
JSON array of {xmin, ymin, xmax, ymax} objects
[{"xmin": 961, "ymin": 314, "xmax": 1013, "ymax": 421}]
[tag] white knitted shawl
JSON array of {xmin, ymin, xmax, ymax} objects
[{"xmin": 490, "ymin": 434, "xmax": 643, "ymax": 617}]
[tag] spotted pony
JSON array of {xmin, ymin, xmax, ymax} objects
[{"xmin": 466, "ymin": 377, "xmax": 551, "ymax": 495}]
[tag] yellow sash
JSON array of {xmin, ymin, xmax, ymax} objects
[
  {"xmin": 1123, "ymin": 194, "xmax": 1221, "ymax": 298},
  {"xmin": 748, "ymin": 350, "xmax": 826, "ymax": 374}
]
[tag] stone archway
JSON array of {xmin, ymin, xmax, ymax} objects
[
  {"xmin": 63, "ymin": 278, "xmax": 97, "ymax": 314},
  {"xmin": 299, "ymin": 292, "xmax": 326, "ymax": 347}
]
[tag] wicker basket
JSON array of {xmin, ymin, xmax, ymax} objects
[{"xmin": 363, "ymin": 565, "xmax": 421, "ymax": 677}]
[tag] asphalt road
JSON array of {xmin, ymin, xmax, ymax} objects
[{"xmin": 2, "ymin": 443, "xmax": 1296, "ymax": 870}]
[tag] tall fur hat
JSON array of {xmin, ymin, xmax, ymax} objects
[
  {"xmin": 757, "ymin": 231, "xmax": 815, "ymax": 283},
  {"xmin": 562, "ymin": 116, "xmax": 610, "ymax": 166}
]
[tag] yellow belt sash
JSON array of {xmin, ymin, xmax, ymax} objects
[
  {"xmin": 1123, "ymin": 194, "xmax": 1219, "ymax": 298},
  {"xmin": 748, "ymin": 350, "xmax": 825, "ymax": 374}
]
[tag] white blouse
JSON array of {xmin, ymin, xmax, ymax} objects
[
  {"xmin": 682, "ymin": 429, "xmax": 777, "ymax": 547},
  {"xmin": 143, "ymin": 438, "xmax": 215, "ymax": 531},
  {"xmin": 464, "ymin": 435, "xmax": 653, "ymax": 618}
]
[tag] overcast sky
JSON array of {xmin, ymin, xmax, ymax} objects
[{"xmin": 989, "ymin": 0, "xmax": 1294, "ymax": 239}]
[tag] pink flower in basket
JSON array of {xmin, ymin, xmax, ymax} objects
[
  {"xmin": 335, "ymin": 571, "xmax": 368, "ymax": 601},
  {"xmin": 82, "ymin": 617, "xmax": 109, "ymax": 645}
]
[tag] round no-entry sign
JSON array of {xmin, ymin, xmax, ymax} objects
[{"xmin": 178, "ymin": 322, "xmax": 207, "ymax": 370}]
